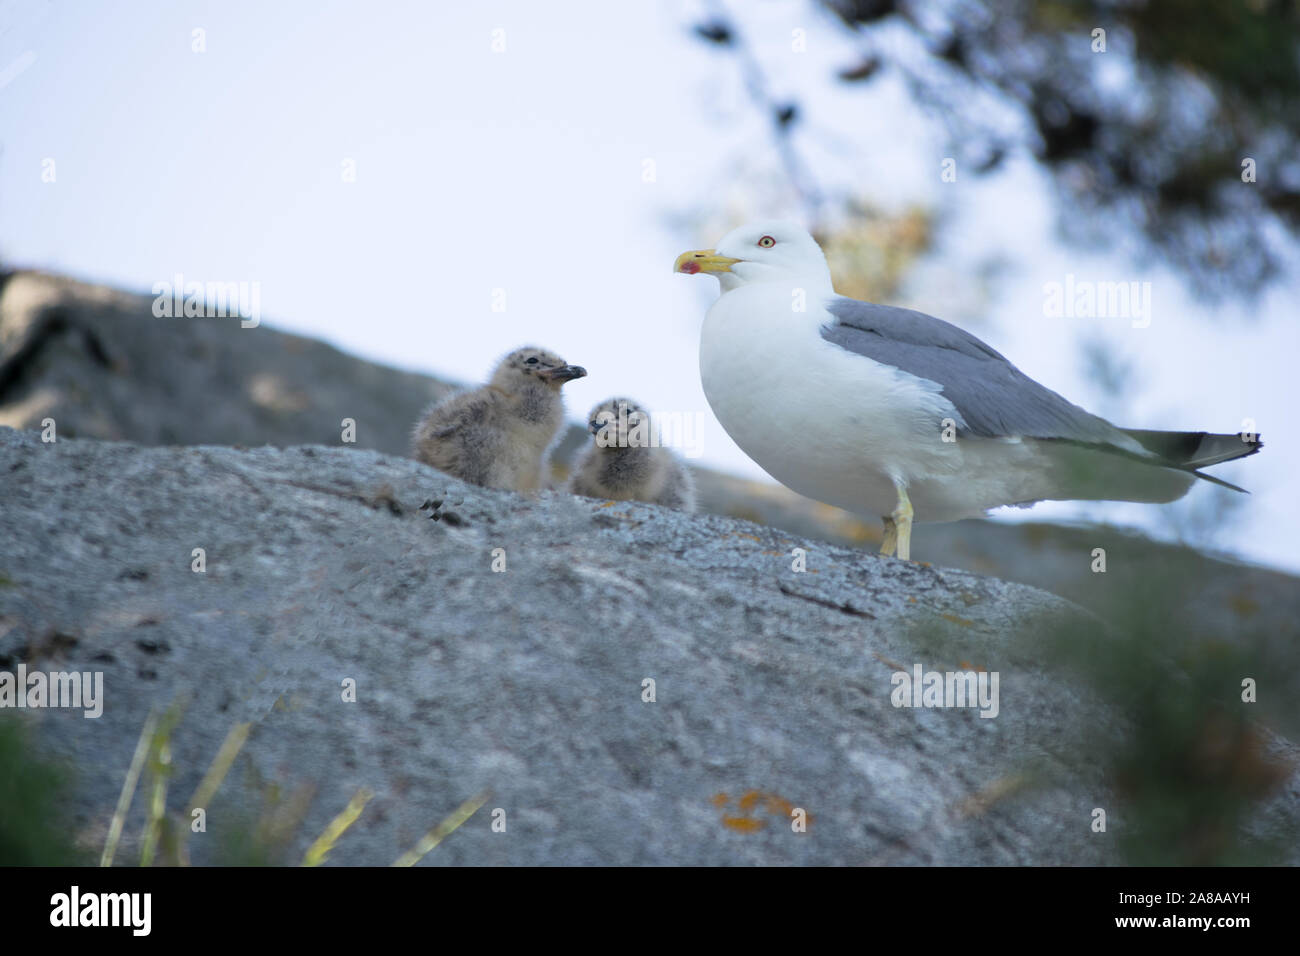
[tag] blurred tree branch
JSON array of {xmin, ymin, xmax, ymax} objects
[
  {"xmin": 692, "ymin": 0, "xmax": 1300, "ymax": 297},
  {"xmin": 698, "ymin": 1, "xmax": 827, "ymax": 225}
]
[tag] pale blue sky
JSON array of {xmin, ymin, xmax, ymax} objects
[{"xmin": 2, "ymin": 0, "xmax": 1295, "ymax": 572}]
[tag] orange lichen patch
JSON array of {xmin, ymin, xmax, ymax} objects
[
  {"xmin": 714, "ymin": 789, "xmax": 810, "ymax": 832},
  {"xmin": 734, "ymin": 533, "xmax": 762, "ymax": 543},
  {"xmin": 941, "ymin": 612, "xmax": 974, "ymax": 628},
  {"xmin": 956, "ymin": 661, "xmax": 988, "ymax": 673},
  {"xmin": 917, "ymin": 561, "xmax": 932, "ymax": 568},
  {"xmin": 597, "ymin": 501, "xmax": 617, "ymax": 509},
  {"xmin": 761, "ymin": 550, "xmax": 784, "ymax": 556},
  {"xmin": 763, "ymin": 794, "xmax": 796, "ymax": 817},
  {"xmin": 907, "ymin": 596, "xmax": 918, "ymax": 603},
  {"xmin": 721, "ymin": 816, "xmax": 766, "ymax": 832}
]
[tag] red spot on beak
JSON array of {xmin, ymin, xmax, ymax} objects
[{"xmin": 681, "ymin": 261, "xmax": 701, "ymax": 274}]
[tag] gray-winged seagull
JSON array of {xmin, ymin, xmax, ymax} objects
[{"xmin": 675, "ymin": 220, "xmax": 1262, "ymax": 560}]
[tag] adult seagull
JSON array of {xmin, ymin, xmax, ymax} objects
[{"xmin": 675, "ymin": 220, "xmax": 1261, "ymax": 560}]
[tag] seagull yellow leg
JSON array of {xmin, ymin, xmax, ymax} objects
[
  {"xmin": 880, "ymin": 516, "xmax": 897, "ymax": 557},
  {"xmin": 890, "ymin": 484, "xmax": 913, "ymax": 561}
]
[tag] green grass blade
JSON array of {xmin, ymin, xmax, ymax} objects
[
  {"xmin": 99, "ymin": 707, "xmax": 158, "ymax": 868},
  {"xmin": 301, "ymin": 787, "xmax": 374, "ymax": 867},
  {"xmin": 391, "ymin": 790, "xmax": 490, "ymax": 867}
]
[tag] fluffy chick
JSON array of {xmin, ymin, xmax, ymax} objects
[
  {"xmin": 412, "ymin": 347, "xmax": 586, "ymax": 492},
  {"xmin": 567, "ymin": 397, "xmax": 696, "ymax": 511}
]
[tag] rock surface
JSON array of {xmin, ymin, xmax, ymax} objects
[
  {"xmin": 3, "ymin": 427, "xmax": 1134, "ymax": 865},
  {"xmin": 1, "ymin": 270, "xmax": 1296, "ymax": 865},
  {"xmin": 0, "ymin": 270, "xmax": 452, "ymax": 453}
]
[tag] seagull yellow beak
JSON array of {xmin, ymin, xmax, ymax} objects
[{"xmin": 674, "ymin": 249, "xmax": 741, "ymax": 275}]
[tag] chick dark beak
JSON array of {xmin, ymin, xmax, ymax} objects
[{"xmin": 539, "ymin": 365, "xmax": 587, "ymax": 384}]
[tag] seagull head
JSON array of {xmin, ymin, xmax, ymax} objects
[
  {"xmin": 675, "ymin": 220, "xmax": 831, "ymax": 293},
  {"xmin": 492, "ymin": 346, "xmax": 587, "ymax": 393}
]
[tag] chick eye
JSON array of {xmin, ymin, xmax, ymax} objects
[
  {"xmin": 525, "ymin": 357, "xmax": 539, "ymax": 365},
  {"xmin": 758, "ymin": 235, "xmax": 775, "ymax": 248}
]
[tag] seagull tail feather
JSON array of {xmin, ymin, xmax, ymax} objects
[{"xmin": 1122, "ymin": 428, "xmax": 1262, "ymax": 492}]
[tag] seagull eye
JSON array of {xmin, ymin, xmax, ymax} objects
[
  {"xmin": 525, "ymin": 357, "xmax": 539, "ymax": 365},
  {"xmin": 758, "ymin": 235, "xmax": 775, "ymax": 248}
]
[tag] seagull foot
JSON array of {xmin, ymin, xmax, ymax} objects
[{"xmin": 891, "ymin": 485, "xmax": 914, "ymax": 561}]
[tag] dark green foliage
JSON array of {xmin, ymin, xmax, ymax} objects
[
  {"xmin": 1023, "ymin": 568, "xmax": 1296, "ymax": 865},
  {"xmin": 0, "ymin": 719, "xmax": 85, "ymax": 865}
]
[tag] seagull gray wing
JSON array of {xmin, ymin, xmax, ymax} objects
[{"xmin": 821, "ymin": 297, "xmax": 1133, "ymax": 447}]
